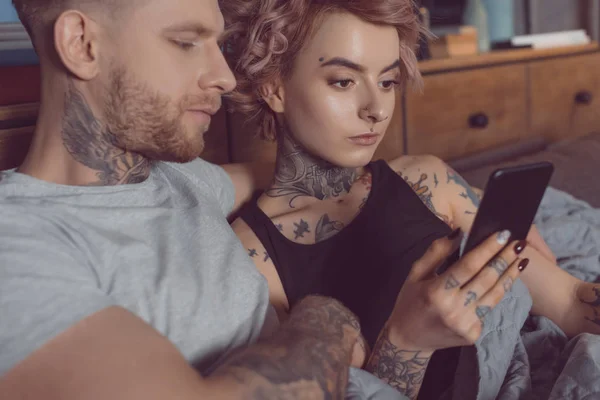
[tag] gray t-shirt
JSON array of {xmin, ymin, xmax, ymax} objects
[{"xmin": 0, "ymin": 159, "xmax": 270, "ymax": 376}]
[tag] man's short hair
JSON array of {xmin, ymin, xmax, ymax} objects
[{"xmin": 12, "ymin": 0, "xmax": 126, "ymax": 42}]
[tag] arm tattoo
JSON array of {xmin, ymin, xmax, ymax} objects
[
  {"xmin": 445, "ymin": 274, "xmax": 461, "ymax": 290},
  {"xmin": 400, "ymin": 172, "xmax": 451, "ymax": 226},
  {"xmin": 475, "ymin": 305, "xmax": 492, "ymax": 325},
  {"xmin": 263, "ymin": 251, "xmax": 270, "ymax": 262},
  {"xmin": 486, "ymin": 257, "xmax": 509, "ymax": 276},
  {"xmin": 465, "ymin": 290, "xmax": 477, "ymax": 306},
  {"xmin": 62, "ymin": 83, "xmax": 150, "ymax": 185},
  {"xmin": 248, "ymin": 249, "xmax": 258, "ymax": 258},
  {"xmin": 214, "ymin": 296, "xmax": 359, "ymax": 399},
  {"xmin": 266, "ymin": 132, "xmax": 356, "ymax": 208},
  {"xmin": 366, "ymin": 327, "xmax": 431, "ymax": 399},
  {"xmin": 315, "ymin": 214, "xmax": 345, "ymax": 242},
  {"xmin": 579, "ymin": 286, "xmax": 600, "ymax": 327},
  {"xmin": 446, "ymin": 168, "xmax": 480, "ymax": 209}
]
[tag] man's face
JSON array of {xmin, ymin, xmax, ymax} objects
[{"xmin": 99, "ymin": 0, "xmax": 235, "ymax": 163}]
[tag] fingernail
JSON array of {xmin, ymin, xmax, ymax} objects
[
  {"xmin": 514, "ymin": 240, "xmax": 527, "ymax": 255},
  {"xmin": 496, "ymin": 230, "xmax": 511, "ymax": 245},
  {"xmin": 518, "ymin": 258, "xmax": 529, "ymax": 271},
  {"xmin": 448, "ymin": 228, "xmax": 461, "ymax": 240}
]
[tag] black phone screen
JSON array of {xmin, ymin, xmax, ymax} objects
[{"xmin": 461, "ymin": 161, "xmax": 554, "ymax": 257}]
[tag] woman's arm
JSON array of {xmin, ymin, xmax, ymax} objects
[
  {"xmin": 437, "ymin": 159, "xmax": 599, "ymax": 338},
  {"xmin": 231, "ymin": 218, "xmax": 291, "ymax": 320}
]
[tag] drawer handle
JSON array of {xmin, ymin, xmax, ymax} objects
[
  {"xmin": 575, "ymin": 91, "xmax": 593, "ymax": 105},
  {"xmin": 468, "ymin": 113, "xmax": 489, "ymax": 129}
]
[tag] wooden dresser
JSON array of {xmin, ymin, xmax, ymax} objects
[
  {"xmin": 402, "ymin": 42, "xmax": 600, "ymax": 161},
  {"xmin": 2, "ymin": 43, "xmax": 600, "ymax": 170}
]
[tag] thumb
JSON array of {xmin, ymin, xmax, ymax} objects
[{"xmin": 410, "ymin": 229, "xmax": 462, "ymax": 281}]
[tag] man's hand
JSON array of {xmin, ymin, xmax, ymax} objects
[{"xmin": 366, "ymin": 229, "xmax": 528, "ymax": 399}]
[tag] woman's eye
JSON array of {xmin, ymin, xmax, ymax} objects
[
  {"xmin": 331, "ymin": 79, "xmax": 354, "ymax": 89},
  {"xmin": 380, "ymin": 80, "xmax": 399, "ymax": 90}
]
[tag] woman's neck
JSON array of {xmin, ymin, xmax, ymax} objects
[{"xmin": 266, "ymin": 131, "xmax": 358, "ymax": 208}]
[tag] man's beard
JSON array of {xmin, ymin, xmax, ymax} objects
[{"xmin": 103, "ymin": 68, "xmax": 217, "ymax": 163}]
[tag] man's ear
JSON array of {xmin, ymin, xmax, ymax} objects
[
  {"xmin": 259, "ymin": 80, "xmax": 285, "ymax": 113},
  {"xmin": 54, "ymin": 10, "xmax": 101, "ymax": 80}
]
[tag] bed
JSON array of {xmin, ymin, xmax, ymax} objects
[{"xmin": 453, "ymin": 132, "xmax": 600, "ymax": 208}]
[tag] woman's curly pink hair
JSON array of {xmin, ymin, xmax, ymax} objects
[{"xmin": 221, "ymin": 0, "xmax": 424, "ymax": 141}]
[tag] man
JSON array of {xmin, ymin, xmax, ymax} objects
[{"xmin": 0, "ymin": 0, "xmax": 365, "ymax": 398}]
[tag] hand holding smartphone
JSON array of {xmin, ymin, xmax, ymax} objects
[{"xmin": 438, "ymin": 161, "xmax": 554, "ymax": 274}]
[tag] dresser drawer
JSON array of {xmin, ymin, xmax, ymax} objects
[
  {"xmin": 530, "ymin": 53, "xmax": 600, "ymax": 141},
  {"xmin": 405, "ymin": 64, "xmax": 528, "ymax": 160}
]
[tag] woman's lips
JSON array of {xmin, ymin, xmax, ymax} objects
[{"xmin": 348, "ymin": 133, "xmax": 380, "ymax": 146}]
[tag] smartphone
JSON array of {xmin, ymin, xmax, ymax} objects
[{"xmin": 459, "ymin": 161, "xmax": 555, "ymax": 257}]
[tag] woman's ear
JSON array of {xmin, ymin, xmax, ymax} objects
[
  {"xmin": 259, "ymin": 80, "xmax": 285, "ymax": 113},
  {"xmin": 54, "ymin": 10, "xmax": 101, "ymax": 81}
]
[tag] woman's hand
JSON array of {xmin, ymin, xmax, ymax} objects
[{"xmin": 386, "ymin": 229, "xmax": 529, "ymax": 352}]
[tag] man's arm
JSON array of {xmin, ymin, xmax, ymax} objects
[
  {"xmin": 439, "ymin": 160, "xmax": 600, "ymax": 338},
  {"xmin": 0, "ymin": 296, "xmax": 359, "ymax": 400},
  {"xmin": 221, "ymin": 162, "xmax": 274, "ymax": 217}
]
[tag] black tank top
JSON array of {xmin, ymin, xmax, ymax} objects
[{"xmin": 240, "ymin": 159, "xmax": 459, "ymax": 398}]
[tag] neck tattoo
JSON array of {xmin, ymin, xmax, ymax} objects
[
  {"xmin": 62, "ymin": 83, "xmax": 151, "ymax": 186},
  {"xmin": 266, "ymin": 131, "xmax": 357, "ymax": 208}
]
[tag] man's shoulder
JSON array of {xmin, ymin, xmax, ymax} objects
[{"xmin": 160, "ymin": 158, "xmax": 231, "ymax": 187}]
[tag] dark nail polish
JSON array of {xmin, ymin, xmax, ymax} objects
[
  {"xmin": 518, "ymin": 258, "xmax": 529, "ymax": 271},
  {"xmin": 448, "ymin": 228, "xmax": 461, "ymax": 240},
  {"xmin": 514, "ymin": 240, "xmax": 527, "ymax": 255}
]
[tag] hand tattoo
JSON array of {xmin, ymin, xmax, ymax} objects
[
  {"xmin": 464, "ymin": 290, "xmax": 477, "ymax": 306},
  {"xmin": 366, "ymin": 327, "xmax": 432, "ymax": 399},
  {"xmin": 215, "ymin": 296, "xmax": 359, "ymax": 399},
  {"xmin": 62, "ymin": 83, "xmax": 150, "ymax": 185},
  {"xmin": 266, "ymin": 132, "xmax": 356, "ymax": 208},
  {"xmin": 486, "ymin": 257, "xmax": 509, "ymax": 276},
  {"xmin": 475, "ymin": 306, "xmax": 492, "ymax": 326},
  {"xmin": 503, "ymin": 277, "xmax": 513, "ymax": 292},
  {"xmin": 445, "ymin": 274, "xmax": 461, "ymax": 290},
  {"xmin": 315, "ymin": 214, "xmax": 345, "ymax": 242}
]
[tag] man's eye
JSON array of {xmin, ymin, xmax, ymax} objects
[{"xmin": 173, "ymin": 40, "xmax": 196, "ymax": 51}]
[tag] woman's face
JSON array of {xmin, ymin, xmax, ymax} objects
[{"xmin": 277, "ymin": 12, "xmax": 401, "ymax": 168}]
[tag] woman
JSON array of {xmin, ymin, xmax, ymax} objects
[{"xmin": 222, "ymin": 1, "xmax": 600, "ymax": 398}]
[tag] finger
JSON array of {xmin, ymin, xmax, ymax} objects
[
  {"xmin": 473, "ymin": 256, "xmax": 529, "ymax": 327},
  {"xmin": 459, "ymin": 240, "xmax": 527, "ymax": 303},
  {"xmin": 410, "ymin": 228, "xmax": 462, "ymax": 281},
  {"xmin": 437, "ymin": 229, "xmax": 512, "ymax": 291}
]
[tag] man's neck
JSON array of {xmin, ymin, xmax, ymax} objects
[
  {"xmin": 19, "ymin": 81, "xmax": 151, "ymax": 186},
  {"xmin": 265, "ymin": 131, "xmax": 357, "ymax": 208}
]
